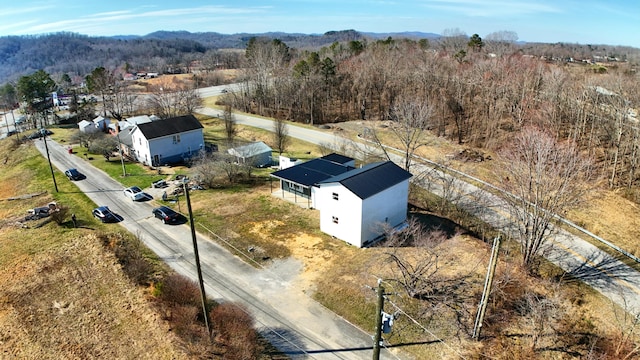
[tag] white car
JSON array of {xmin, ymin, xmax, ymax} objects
[{"xmin": 123, "ymin": 186, "xmax": 145, "ymax": 201}]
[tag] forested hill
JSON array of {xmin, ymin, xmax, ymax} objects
[
  {"xmin": 1, "ymin": 29, "xmax": 638, "ymax": 85},
  {"xmin": 0, "ymin": 29, "xmax": 372, "ymax": 84}
]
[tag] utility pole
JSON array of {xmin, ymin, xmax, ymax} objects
[
  {"xmin": 183, "ymin": 182, "xmax": 211, "ymax": 336},
  {"xmin": 373, "ymin": 278, "xmax": 384, "ymax": 360},
  {"xmin": 41, "ymin": 129, "xmax": 58, "ymax": 193},
  {"xmin": 116, "ymin": 131, "xmax": 126, "ymax": 177},
  {"xmin": 473, "ymin": 236, "xmax": 501, "ymax": 340}
]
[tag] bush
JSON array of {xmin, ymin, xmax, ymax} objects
[
  {"xmin": 170, "ymin": 305, "xmax": 205, "ymax": 339},
  {"xmin": 49, "ymin": 204, "xmax": 70, "ymax": 225},
  {"xmin": 100, "ymin": 233, "xmax": 154, "ymax": 285},
  {"xmin": 210, "ymin": 303, "xmax": 259, "ymax": 359},
  {"xmin": 159, "ymin": 273, "xmax": 202, "ymax": 308}
]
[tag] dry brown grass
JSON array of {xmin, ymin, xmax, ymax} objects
[{"xmin": 0, "ymin": 234, "xmax": 186, "ymax": 359}]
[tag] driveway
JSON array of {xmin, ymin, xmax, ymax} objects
[{"xmin": 34, "ymin": 137, "xmax": 409, "ymax": 360}]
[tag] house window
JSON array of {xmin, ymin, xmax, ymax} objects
[
  {"xmin": 332, "ymin": 192, "xmax": 339, "ymax": 200},
  {"xmin": 332, "ymin": 216, "xmax": 339, "ymax": 224},
  {"xmin": 173, "ymin": 134, "xmax": 181, "ymax": 144},
  {"xmin": 138, "ymin": 137, "xmax": 141, "ymax": 145}
]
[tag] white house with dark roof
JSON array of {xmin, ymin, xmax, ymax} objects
[
  {"xmin": 271, "ymin": 154, "xmax": 412, "ymax": 247},
  {"xmin": 270, "ymin": 154, "xmax": 356, "ymax": 208},
  {"xmin": 78, "ymin": 116, "xmax": 110, "ymax": 133},
  {"xmin": 130, "ymin": 114, "xmax": 204, "ymax": 166}
]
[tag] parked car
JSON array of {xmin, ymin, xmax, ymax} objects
[
  {"xmin": 152, "ymin": 206, "xmax": 182, "ymax": 224},
  {"xmin": 26, "ymin": 129, "xmax": 53, "ymax": 140},
  {"xmin": 123, "ymin": 186, "xmax": 145, "ymax": 201},
  {"xmin": 92, "ymin": 206, "xmax": 117, "ymax": 223},
  {"xmin": 64, "ymin": 168, "xmax": 84, "ymax": 180}
]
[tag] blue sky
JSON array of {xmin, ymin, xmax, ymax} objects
[{"xmin": 1, "ymin": 1, "xmax": 638, "ymax": 48}]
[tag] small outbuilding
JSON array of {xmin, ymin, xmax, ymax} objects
[{"xmin": 227, "ymin": 141, "xmax": 273, "ymax": 167}]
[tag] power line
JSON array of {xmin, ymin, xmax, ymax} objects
[{"xmin": 384, "ymin": 298, "xmax": 468, "ymax": 360}]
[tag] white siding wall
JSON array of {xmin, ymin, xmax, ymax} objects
[
  {"xmin": 148, "ymin": 129, "xmax": 204, "ymax": 164},
  {"xmin": 131, "ymin": 129, "xmax": 151, "ymax": 165},
  {"xmin": 132, "ymin": 129, "xmax": 204, "ymax": 166},
  {"xmin": 360, "ymin": 181, "xmax": 410, "ymax": 246},
  {"xmin": 317, "ymin": 183, "xmax": 363, "ymax": 247}
]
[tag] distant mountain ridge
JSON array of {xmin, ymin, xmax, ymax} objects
[{"xmin": 0, "ymin": 29, "xmax": 440, "ymax": 83}]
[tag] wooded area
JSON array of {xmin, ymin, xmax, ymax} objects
[{"xmin": 2, "ymin": 30, "xmax": 640, "ymax": 197}]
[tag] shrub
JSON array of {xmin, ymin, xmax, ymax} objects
[
  {"xmin": 159, "ymin": 273, "xmax": 202, "ymax": 308},
  {"xmin": 210, "ymin": 303, "xmax": 259, "ymax": 359},
  {"xmin": 170, "ymin": 305, "xmax": 205, "ymax": 339},
  {"xmin": 49, "ymin": 204, "xmax": 70, "ymax": 225}
]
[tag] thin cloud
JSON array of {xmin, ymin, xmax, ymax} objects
[
  {"xmin": 422, "ymin": 0, "xmax": 561, "ymax": 17},
  {"xmin": 0, "ymin": 4, "xmax": 56, "ymax": 17},
  {"xmin": 15, "ymin": 5, "xmax": 271, "ymax": 35}
]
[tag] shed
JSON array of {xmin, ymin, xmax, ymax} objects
[
  {"xmin": 78, "ymin": 120, "xmax": 97, "ymax": 133},
  {"xmin": 227, "ymin": 141, "xmax": 273, "ymax": 167}
]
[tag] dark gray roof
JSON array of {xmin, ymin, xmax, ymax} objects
[
  {"xmin": 228, "ymin": 141, "xmax": 272, "ymax": 157},
  {"xmin": 136, "ymin": 114, "xmax": 203, "ymax": 140},
  {"xmin": 116, "ymin": 129, "xmax": 133, "ymax": 147},
  {"xmin": 271, "ymin": 158, "xmax": 355, "ymax": 187},
  {"xmin": 320, "ymin": 153, "xmax": 354, "ymax": 165},
  {"xmin": 318, "ymin": 161, "xmax": 412, "ymax": 199}
]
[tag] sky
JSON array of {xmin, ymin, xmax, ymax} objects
[{"xmin": 1, "ymin": 1, "xmax": 639, "ymax": 48}]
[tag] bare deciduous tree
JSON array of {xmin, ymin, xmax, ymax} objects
[
  {"xmin": 517, "ymin": 283, "xmax": 565, "ymax": 351},
  {"xmin": 501, "ymin": 127, "xmax": 595, "ymax": 271},
  {"xmin": 273, "ymin": 117, "xmax": 290, "ymax": 154},
  {"xmin": 146, "ymin": 80, "xmax": 202, "ymax": 119},
  {"xmin": 379, "ymin": 217, "xmax": 475, "ymax": 333},
  {"xmin": 189, "ymin": 151, "xmax": 219, "ymax": 188},
  {"xmin": 223, "ymin": 104, "xmax": 237, "ymax": 145},
  {"xmin": 215, "ymin": 153, "xmax": 242, "ymax": 183},
  {"xmin": 372, "ymin": 97, "xmax": 433, "ymax": 172}
]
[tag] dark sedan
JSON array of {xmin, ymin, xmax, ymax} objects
[
  {"xmin": 92, "ymin": 206, "xmax": 117, "ymax": 223},
  {"xmin": 152, "ymin": 206, "xmax": 182, "ymax": 224},
  {"xmin": 64, "ymin": 168, "xmax": 84, "ymax": 181}
]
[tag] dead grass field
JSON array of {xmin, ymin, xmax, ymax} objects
[{"xmin": 0, "ymin": 234, "xmax": 185, "ymax": 359}]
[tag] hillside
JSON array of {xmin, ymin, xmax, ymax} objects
[
  {"xmin": 0, "ymin": 30, "xmax": 369, "ymax": 84},
  {"xmin": 2, "ymin": 29, "xmax": 638, "ymax": 86},
  {"xmin": 0, "ymin": 141, "xmax": 188, "ymax": 358}
]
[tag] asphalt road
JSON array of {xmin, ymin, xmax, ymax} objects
[
  {"xmin": 33, "ymin": 137, "xmax": 409, "ymax": 360},
  {"xmin": 196, "ymin": 104, "xmax": 640, "ymax": 316}
]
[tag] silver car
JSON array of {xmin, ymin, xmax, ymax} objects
[{"xmin": 123, "ymin": 186, "xmax": 145, "ymax": 201}]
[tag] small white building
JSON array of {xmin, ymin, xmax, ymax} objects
[
  {"xmin": 227, "ymin": 141, "xmax": 273, "ymax": 167},
  {"xmin": 278, "ymin": 155, "xmax": 303, "ymax": 170},
  {"xmin": 271, "ymin": 154, "xmax": 412, "ymax": 247},
  {"xmin": 78, "ymin": 119, "xmax": 97, "ymax": 133},
  {"xmin": 79, "ymin": 116, "xmax": 111, "ymax": 133},
  {"xmin": 92, "ymin": 116, "xmax": 110, "ymax": 132}
]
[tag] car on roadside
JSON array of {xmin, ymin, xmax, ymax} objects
[
  {"xmin": 152, "ymin": 206, "xmax": 182, "ymax": 224},
  {"xmin": 123, "ymin": 186, "xmax": 145, "ymax": 201},
  {"xmin": 92, "ymin": 206, "xmax": 117, "ymax": 223},
  {"xmin": 64, "ymin": 168, "xmax": 84, "ymax": 180},
  {"xmin": 26, "ymin": 129, "xmax": 53, "ymax": 140}
]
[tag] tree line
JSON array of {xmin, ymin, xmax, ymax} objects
[{"xmin": 231, "ymin": 34, "xmax": 640, "ymax": 195}]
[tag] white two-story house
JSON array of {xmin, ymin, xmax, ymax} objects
[
  {"xmin": 271, "ymin": 154, "xmax": 412, "ymax": 247},
  {"xmin": 130, "ymin": 114, "xmax": 204, "ymax": 166}
]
